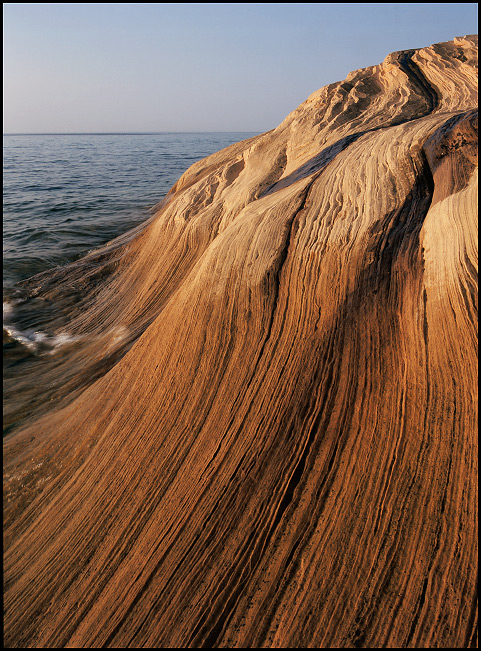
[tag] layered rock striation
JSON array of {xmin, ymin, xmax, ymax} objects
[{"xmin": 4, "ymin": 36, "xmax": 478, "ymax": 648}]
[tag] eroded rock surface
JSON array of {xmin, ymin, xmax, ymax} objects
[{"xmin": 4, "ymin": 36, "xmax": 478, "ymax": 648}]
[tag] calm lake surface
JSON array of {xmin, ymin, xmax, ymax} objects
[{"xmin": 3, "ymin": 132, "xmax": 259, "ymax": 291}]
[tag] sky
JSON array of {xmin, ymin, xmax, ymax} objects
[{"xmin": 3, "ymin": 3, "xmax": 478, "ymax": 133}]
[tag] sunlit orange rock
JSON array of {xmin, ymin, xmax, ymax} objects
[{"xmin": 4, "ymin": 36, "xmax": 478, "ymax": 648}]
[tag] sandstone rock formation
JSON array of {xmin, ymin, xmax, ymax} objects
[{"xmin": 3, "ymin": 36, "xmax": 478, "ymax": 648}]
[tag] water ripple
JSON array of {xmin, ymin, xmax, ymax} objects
[{"xmin": 3, "ymin": 132, "xmax": 259, "ymax": 288}]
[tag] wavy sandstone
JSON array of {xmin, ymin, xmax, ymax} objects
[{"xmin": 3, "ymin": 36, "xmax": 478, "ymax": 648}]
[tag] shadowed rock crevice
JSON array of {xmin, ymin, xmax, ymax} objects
[{"xmin": 394, "ymin": 49, "xmax": 441, "ymax": 114}]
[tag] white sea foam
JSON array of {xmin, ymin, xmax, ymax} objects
[
  {"xmin": 4, "ymin": 324, "xmax": 81, "ymax": 354},
  {"xmin": 110, "ymin": 326, "xmax": 129, "ymax": 345},
  {"xmin": 3, "ymin": 301, "xmax": 15, "ymax": 321}
]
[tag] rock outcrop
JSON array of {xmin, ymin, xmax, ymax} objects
[{"xmin": 3, "ymin": 36, "xmax": 478, "ymax": 648}]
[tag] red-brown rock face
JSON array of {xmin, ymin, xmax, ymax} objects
[{"xmin": 4, "ymin": 36, "xmax": 478, "ymax": 648}]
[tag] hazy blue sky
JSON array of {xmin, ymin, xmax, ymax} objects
[{"xmin": 3, "ymin": 3, "xmax": 478, "ymax": 133}]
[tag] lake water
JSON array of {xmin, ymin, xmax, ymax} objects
[{"xmin": 3, "ymin": 132, "xmax": 259, "ymax": 291}]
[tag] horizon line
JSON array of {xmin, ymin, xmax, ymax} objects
[{"xmin": 3, "ymin": 130, "xmax": 263, "ymax": 136}]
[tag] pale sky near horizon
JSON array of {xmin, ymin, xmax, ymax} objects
[{"xmin": 3, "ymin": 3, "xmax": 478, "ymax": 133}]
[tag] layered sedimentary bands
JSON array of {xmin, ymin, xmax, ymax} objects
[{"xmin": 3, "ymin": 37, "xmax": 478, "ymax": 648}]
